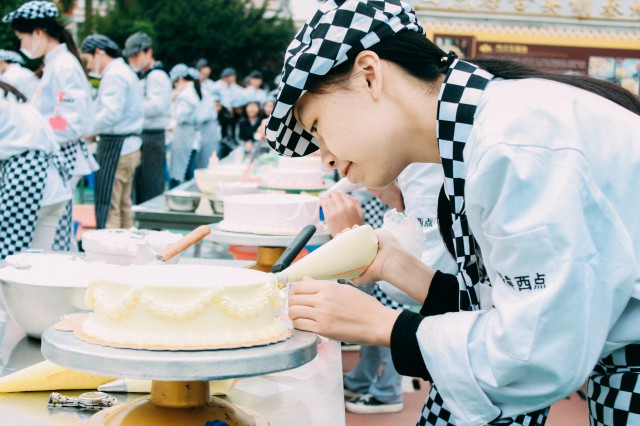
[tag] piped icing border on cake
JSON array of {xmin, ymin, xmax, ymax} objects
[{"xmin": 84, "ymin": 276, "xmax": 283, "ymax": 321}]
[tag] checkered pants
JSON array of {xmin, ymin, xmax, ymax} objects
[
  {"xmin": 418, "ymin": 385, "xmax": 549, "ymax": 426},
  {"xmin": 0, "ymin": 150, "xmax": 48, "ymax": 259},
  {"xmin": 587, "ymin": 344, "xmax": 640, "ymax": 425}
]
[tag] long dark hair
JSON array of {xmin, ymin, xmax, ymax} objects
[
  {"xmin": 11, "ymin": 17, "xmax": 85, "ymax": 73},
  {"xmin": 310, "ymin": 30, "xmax": 640, "ymax": 115},
  {"xmin": 0, "ymin": 81, "xmax": 27, "ymax": 103},
  {"xmin": 184, "ymin": 75, "xmax": 202, "ymax": 100}
]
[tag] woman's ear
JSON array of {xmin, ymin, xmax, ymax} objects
[{"xmin": 353, "ymin": 50, "xmax": 383, "ymax": 101}]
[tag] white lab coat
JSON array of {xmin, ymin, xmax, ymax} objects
[
  {"xmin": 141, "ymin": 68, "xmax": 172, "ymax": 130},
  {"xmin": 0, "ymin": 63, "xmax": 38, "ymax": 100},
  {"xmin": 93, "ymin": 58, "xmax": 144, "ymax": 156},
  {"xmin": 417, "ymin": 78, "xmax": 640, "ymax": 424},
  {"xmin": 0, "ymin": 98, "xmax": 71, "ymax": 206}
]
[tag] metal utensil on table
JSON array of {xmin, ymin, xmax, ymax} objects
[
  {"xmin": 272, "ymin": 224, "xmax": 317, "ymax": 289},
  {"xmin": 137, "ymin": 225, "xmax": 212, "ymax": 264},
  {"xmin": 164, "ymin": 190, "xmax": 201, "ymax": 212}
]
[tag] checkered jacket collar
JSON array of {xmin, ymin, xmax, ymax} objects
[{"xmin": 436, "ymin": 59, "xmax": 494, "ymax": 311}]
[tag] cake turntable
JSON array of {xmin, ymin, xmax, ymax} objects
[
  {"xmin": 41, "ymin": 326, "xmax": 319, "ymax": 426},
  {"xmin": 210, "ymin": 225, "xmax": 331, "ymax": 272}
]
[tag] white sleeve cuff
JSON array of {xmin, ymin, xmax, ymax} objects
[{"xmin": 417, "ymin": 311, "xmax": 501, "ymax": 425}]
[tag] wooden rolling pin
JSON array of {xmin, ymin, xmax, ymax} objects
[{"xmin": 156, "ymin": 225, "xmax": 212, "ymax": 263}]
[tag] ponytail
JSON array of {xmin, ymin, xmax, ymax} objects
[
  {"xmin": 310, "ymin": 30, "xmax": 640, "ymax": 116},
  {"xmin": 191, "ymin": 78, "xmax": 203, "ymax": 100}
]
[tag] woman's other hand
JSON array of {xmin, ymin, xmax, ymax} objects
[
  {"xmin": 288, "ymin": 278, "xmax": 401, "ymax": 346},
  {"xmin": 320, "ymin": 191, "xmax": 364, "ymax": 238}
]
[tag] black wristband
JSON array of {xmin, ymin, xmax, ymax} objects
[
  {"xmin": 390, "ymin": 310, "xmax": 431, "ymax": 381},
  {"xmin": 421, "ymin": 270, "xmax": 459, "ymax": 317}
]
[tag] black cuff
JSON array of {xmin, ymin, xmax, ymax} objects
[
  {"xmin": 390, "ymin": 310, "xmax": 431, "ymax": 381},
  {"xmin": 421, "ymin": 270, "xmax": 459, "ymax": 317}
]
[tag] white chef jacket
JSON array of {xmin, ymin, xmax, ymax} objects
[
  {"xmin": 0, "ymin": 63, "xmax": 38, "ymax": 100},
  {"xmin": 417, "ymin": 78, "xmax": 640, "ymax": 424},
  {"xmin": 212, "ymin": 80, "xmax": 245, "ymax": 109},
  {"xmin": 141, "ymin": 68, "xmax": 172, "ymax": 130},
  {"xmin": 379, "ymin": 163, "xmax": 458, "ymax": 305},
  {"xmin": 33, "ymin": 44, "xmax": 94, "ymax": 145},
  {"xmin": 93, "ymin": 58, "xmax": 144, "ymax": 156},
  {"xmin": 0, "ymin": 98, "xmax": 71, "ymax": 206}
]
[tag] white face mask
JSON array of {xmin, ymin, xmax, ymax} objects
[
  {"xmin": 20, "ymin": 34, "xmax": 42, "ymax": 59},
  {"xmin": 130, "ymin": 59, "xmax": 149, "ymax": 73}
]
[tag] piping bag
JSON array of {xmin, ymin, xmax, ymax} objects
[{"xmin": 273, "ymin": 224, "xmax": 379, "ymax": 288}]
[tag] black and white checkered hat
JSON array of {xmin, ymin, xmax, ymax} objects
[
  {"xmin": 122, "ymin": 31, "xmax": 153, "ymax": 57},
  {"xmin": 81, "ymin": 34, "xmax": 120, "ymax": 55},
  {"xmin": 0, "ymin": 49, "xmax": 25, "ymax": 64},
  {"xmin": 265, "ymin": 0, "xmax": 423, "ymax": 157},
  {"xmin": 2, "ymin": 1, "xmax": 58, "ymax": 23}
]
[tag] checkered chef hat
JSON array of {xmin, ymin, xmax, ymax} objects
[
  {"xmin": 81, "ymin": 34, "xmax": 120, "ymax": 55},
  {"xmin": 2, "ymin": 1, "xmax": 58, "ymax": 23},
  {"xmin": 265, "ymin": 0, "xmax": 423, "ymax": 157},
  {"xmin": 122, "ymin": 31, "xmax": 153, "ymax": 57},
  {"xmin": 0, "ymin": 50, "xmax": 25, "ymax": 64}
]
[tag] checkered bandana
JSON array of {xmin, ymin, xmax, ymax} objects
[
  {"xmin": 0, "ymin": 50, "xmax": 24, "ymax": 64},
  {"xmin": 437, "ymin": 59, "xmax": 494, "ymax": 311},
  {"xmin": 266, "ymin": 0, "xmax": 424, "ymax": 157},
  {"xmin": 0, "ymin": 150, "xmax": 48, "ymax": 259},
  {"xmin": 2, "ymin": 1, "xmax": 58, "ymax": 23}
]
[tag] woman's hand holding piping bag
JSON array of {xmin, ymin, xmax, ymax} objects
[{"xmin": 288, "ymin": 228, "xmax": 436, "ymax": 345}]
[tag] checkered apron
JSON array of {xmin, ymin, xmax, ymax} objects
[
  {"xmin": 52, "ymin": 140, "xmax": 89, "ymax": 251},
  {"xmin": 94, "ymin": 135, "xmax": 126, "ymax": 229},
  {"xmin": 168, "ymin": 123, "xmax": 198, "ymax": 182},
  {"xmin": 417, "ymin": 59, "xmax": 551, "ymax": 425},
  {"xmin": 196, "ymin": 120, "xmax": 222, "ymax": 170},
  {"xmin": 587, "ymin": 344, "xmax": 640, "ymax": 425},
  {"xmin": 362, "ymin": 197, "xmax": 388, "ymax": 230},
  {"xmin": 372, "ymin": 284, "xmax": 412, "ymax": 311},
  {"xmin": 0, "ymin": 150, "xmax": 48, "ymax": 259},
  {"xmin": 134, "ymin": 130, "xmax": 166, "ymax": 204}
]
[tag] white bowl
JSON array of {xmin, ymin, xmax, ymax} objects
[{"xmin": 0, "ymin": 253, "xmax": 96, "ymax": 338}]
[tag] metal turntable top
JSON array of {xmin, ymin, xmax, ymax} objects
[{"xmin": 41, "ymin": 327, "xmax": 319, "ymax": 382}]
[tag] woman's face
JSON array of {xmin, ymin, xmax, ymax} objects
[
  {"xmin": 293, "ymin": 61, "xmax": 412, "ymax": 189},
  {"xmin": 15, "ymin": 29, "xmax": 47, "ymax": 59},
  {"xmin": 245, "ymin": 102, "xmax": 260, "ymax": 118}
]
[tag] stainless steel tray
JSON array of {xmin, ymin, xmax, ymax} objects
[{"xmin": 41, "ymin": 328, "xmax": 318, "ymax": 381}]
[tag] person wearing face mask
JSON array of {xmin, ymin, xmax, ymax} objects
[
  {"xmin": 3, "ymin": 0, "xmax": 97, "ymax": 252},
  {"xmin": 122, "ymin": 31, "xmax": 171, "ymax": 204},
  {"xmin": 80, "ymin": 34, "xmax": 144, "ymax": 230},
  {"xmin": 0, "ymin": 49, "xmax": 38, "ymax": 100},
  {"xmin": 0, "ymin": 82, "xmax": 71, "ymax": 259}
]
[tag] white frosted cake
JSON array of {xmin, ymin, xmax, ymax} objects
[
  {"xmin": 261, "ymin": 157, "xmax": 325, "ymax": 190},
  {"xmin": 217, "ymin": 194, "xmax": 320, "ymax": 235},
  {"xmin": 211, "ymin": 181, "xmax": 262, "ymax": 213},
  {"xmin": 80, "ymin": 265, "xmax": 290, "ymax": 350},
  {"xmin": 82, "ymin": 229, "xmax": 183, "ymax": 265},
  {"xmin": 195, "ymin": 165, "xmax": 246, "ymax": 196}
]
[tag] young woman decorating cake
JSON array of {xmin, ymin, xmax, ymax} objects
[{"xmin": 266, "ymin": 1, "xmax": 640, "ymax": 425}]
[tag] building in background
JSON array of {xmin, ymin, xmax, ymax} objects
[{"xmin": 407, "ymin": 0, "xmax": 639, "ymax": 94}]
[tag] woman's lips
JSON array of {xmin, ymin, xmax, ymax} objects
[{"xmin": 342, "ymin": 163, "xmax": 352, "ymax": 178}]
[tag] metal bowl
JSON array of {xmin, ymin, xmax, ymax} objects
[
  {"xmin": 208, "ymin": 198, "xmax": 225, "ymax": 214},
  {"xmin": 0, "ymin": 253, "xmax": 95, "ymax": 338},
  {"xmin": 0, "ymin": 280, "xmax": 89, "ymax": 338},
  {"xmin": 164, "ymin": 190, "xmax": 201, "ymax": 212}
]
